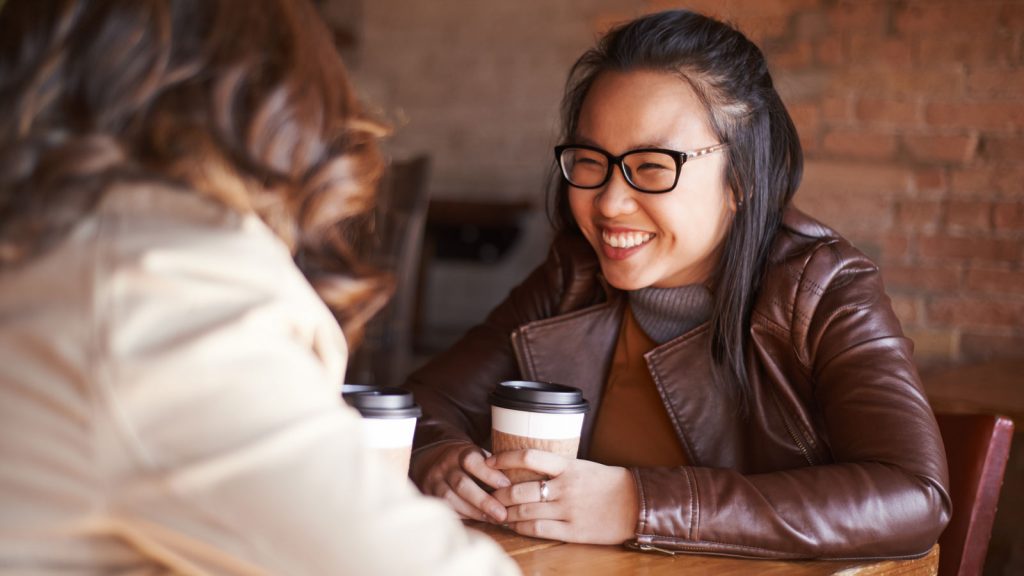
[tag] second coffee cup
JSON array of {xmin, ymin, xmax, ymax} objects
[
  {"xmin": 342, "ymin": 384, "xmax": 422, "ymax": 478},
  {"xmin": 489, "ymin": 380, "xmax": 589, "ymax": 484}
]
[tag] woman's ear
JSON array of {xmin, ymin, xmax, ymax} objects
[{"xmin": 727, "ymin": 186, "xmax": 742, "ymax": 213}]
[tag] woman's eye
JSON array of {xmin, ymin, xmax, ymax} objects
[
  {"xmin": 637, "ymin": 162, "xmax": 671, "ymax": 171},
  {"xmin": 573, "ymin": 158, "xmax": 606, "ymax": 173}
]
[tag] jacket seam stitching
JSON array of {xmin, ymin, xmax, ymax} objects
[
  {"xmin": 632, "ymin": 469, "xmax": 647, "ymax": 535},
  {"xmin": 646, "ymin": 355, "xmax": 699, "ymax": 464},
  {"xmin": 788, "ymin": 268, "xmax": 826, "ymax": 296},
  {"xmin": 750, "ymin": 310, "xmax": 790, "ymax": 339},
  {"xmin": 824, "ymin": 264, "xmax": 877, "ymax": 293},
  {"xmin": 685, "ymin": 467, "xmax": 697, "ymax": 540},
  {"xmin": 512, "ymin": 329, "xmax": 537, "ymax": 378}
]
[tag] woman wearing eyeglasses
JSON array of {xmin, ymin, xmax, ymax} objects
[{"xmin": 406, "ymin": 9, "xmax": 950, "ymax": 559}]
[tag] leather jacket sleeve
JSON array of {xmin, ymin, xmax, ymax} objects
[{"xmin": 632, "ymin": 239, "xmax": 951, "ymax": 559}]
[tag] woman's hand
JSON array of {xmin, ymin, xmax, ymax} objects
[
  {"xmin": 487, "ymin": 449, "xmax": 639, "ymax": 545},
  {"xmin": 411, "ymin": 441, "xmax": 511, "ymax": 523}
]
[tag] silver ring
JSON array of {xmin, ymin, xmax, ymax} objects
[{"xmin": 539, "ymin": 480, "xmax": 549, "ymax": 503}]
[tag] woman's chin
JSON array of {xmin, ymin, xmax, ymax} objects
[{"xmin": 601, "ymin": 269, "xmax": 653, "ymax": 292}]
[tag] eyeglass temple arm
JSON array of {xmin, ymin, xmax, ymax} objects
[{"xmin": 680, "ymin": 142, "xmax": 729, "ymax": 160}]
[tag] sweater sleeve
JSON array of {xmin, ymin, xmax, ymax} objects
[{"xmin": 95, "ymin": 199, "xmax": 520, "ymax": 576}]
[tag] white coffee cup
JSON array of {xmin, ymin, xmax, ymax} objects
[
  {"xmin": 342, "ymin": 385, "xmax": 422, "ymax": 478},
  {"xmin": 489, "ymin": 380, "xmax": 589, "ymax": 483}
]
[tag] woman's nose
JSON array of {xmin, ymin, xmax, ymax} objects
[{"xmin": 594, "ymin": 166, "xmax": 639, "ymax": 218}]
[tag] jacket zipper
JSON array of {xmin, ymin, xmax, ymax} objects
[
  {"xmin": 626, "ymin": 540, "xmax": 688, "ymax": 555},
  {"xmin": 627, "ymin": 540, "xmax": 743, "ymax": 557},
  {"xmin": 778, "ymin": 408, "xmax": 817, "ymax": 466},
  {"xmin": 626, "ymin": 541, "xmax": 768, "ymax": 559},
  {"xmin": 632, "ymin": 542, "xmax": 680, "ymax": 556},
  {"xmin": 627, "ymin": 540, "xmax": 932, "ymax": 562}
]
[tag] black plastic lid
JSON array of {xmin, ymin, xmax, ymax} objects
[
  {"xmin": 489, "ymin": 380, "xmax": 589, "ymax": 414},
  {"xmin": 342, "ymin": 385, "xmax": 422, "ymax": 419}
]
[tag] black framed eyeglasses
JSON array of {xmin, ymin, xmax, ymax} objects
[{"xmin": 553, "ymin": 142, "xmax": 728, "ymax": 194}]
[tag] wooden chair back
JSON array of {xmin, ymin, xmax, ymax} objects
[
  {"xmin": 348, "ymin": 155, "xmax": 431, "ymax": 387},
  {"xmin": 935, "ymin": 412, "xmax": 1014, "ymax": 576}
]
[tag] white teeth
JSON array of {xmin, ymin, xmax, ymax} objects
[{"xmin": 602, "ymin": 230, "xmax": 653, "ymax": 249}]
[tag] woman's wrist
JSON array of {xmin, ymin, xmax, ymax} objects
[{"xmin": 618, "ymin": 467, "xmax": 642, "ymax": 542}]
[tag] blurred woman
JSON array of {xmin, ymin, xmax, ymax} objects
[
  {"xmin": 406, "ymin": 10, "xmax": 950, "ymax": 559},
  {"xmin": 0, "ymin": 0, "xmax": 518, "ymax": 573}
]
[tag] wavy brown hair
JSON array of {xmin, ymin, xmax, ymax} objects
[{"xmin": 0, "ymin": 0, "xmax": 389, "ymax": 343}]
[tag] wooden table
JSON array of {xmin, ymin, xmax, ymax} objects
[
  {"xmin": 922, "ymin": 359, "xmax": 1024, "ymax": 425},
  {"xmin": 468, "ymin": 521, "xmax": 939, "ymax": 575}
]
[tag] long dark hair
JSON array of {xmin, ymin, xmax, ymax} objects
[
  {"xmin": 0, "ymin": 0, "xmax": 388, "ymax": 343},
  {"xmin": 551, "ymin": 10, "xmax": 803, "ymax": 410}
]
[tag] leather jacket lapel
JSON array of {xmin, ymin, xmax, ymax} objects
[
  {"xmin": 510, "ymin": 299, "xmax": 746, "ymax": 466},
  {"xmin": 644, "ymin": 326, "xmax": 745, "ymax": 468}
]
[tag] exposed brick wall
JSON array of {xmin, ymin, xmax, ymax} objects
[
  {"xmin": 646, "ymin": 0, "xmax": 1024, "ymax": 367},
  {"xmin": 341, "ymin": 0, "xmax": 1023, "ymax": 368}
]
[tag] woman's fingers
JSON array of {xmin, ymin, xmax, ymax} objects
[
  {"xmin": 441, "ymin": 486, "xmax": 492, "ymax": 522},
  {"xmin": 445, "ymin": 467, "xmax": 508, "ymax": 523},
  {"xmin": 485, "ymin": 449, "xmax": 568, "ymax": 478},
  {"xmin": 426, "ymin": 472, "xmax": 495, "ymax": 522},
  {"xmin": 461, "ymin": 448, "xmax": 511, "ymax": 490},
  {"xmin": 505, "ymin": 501, "xmax": 562, "ymax": 523},
  {"xmin": 492, "ymin": 479, "xmax": 555, "ymax": 507},
  {"xmin": 419, "ymin": 443, "xmax": 510, "ymax": 523},
  {"xmin": 509, "ymin": 519, "xmax": 573, "ymax": 543},
  {"xmin": 491, "ymin": 458, "xmax": 639, "ymax": 545}
]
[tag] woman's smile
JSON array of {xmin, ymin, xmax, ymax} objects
[{"xmin": 600, "ymin": 227, "xmax": 656, "ymax": 259}]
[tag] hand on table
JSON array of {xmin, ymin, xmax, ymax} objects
[
  {"xmin": 487, "ymin": 449, "xmax": 639, "ymax": 545},
  {"xmin": 412, "ymin": 441, "xmax": 511, "ymax": 524}
]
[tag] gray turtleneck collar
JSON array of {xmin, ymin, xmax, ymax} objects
[{"xmin": 628, "ymin": 284, "xmax": 713, "ymax": 344}]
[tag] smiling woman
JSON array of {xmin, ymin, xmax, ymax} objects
[
  {"xmin": 404, "ymin": 9, "xmax": 952, "ymax": 560},
  {"xmin": 566, "ymin": 70, "xmax": 734, "ymax": 291}
]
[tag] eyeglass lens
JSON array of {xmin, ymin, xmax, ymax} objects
[{"xmin": 559, "ymin": 148, "xmax": 678, "ymax": 193}]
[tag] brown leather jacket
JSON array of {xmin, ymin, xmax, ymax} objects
[{"xmin": 407, "ymin": 208, "xmax": 951, "ymax": 559}]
